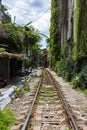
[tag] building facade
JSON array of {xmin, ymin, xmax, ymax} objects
[
  {"xmin": 0, "ymin": 0, "xmax": 11, "ymax": 23},
  {"xmin": 58, "ymin": 0, "xmax": 87, "ymax": 58},
  {"xmin": 58, "ymin": 0, "xmax": 74, "ymax": 53}
]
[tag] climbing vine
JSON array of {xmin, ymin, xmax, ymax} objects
[
  {"xmin": 61, "ymin": 41, "xmax": 69, "ymax": 59},
  {"xmin": 50, "ymin": 0, "xmax": 87, "ymax": 89},
  {"xmin": 0, "ymin": 23, "xmax": 23, "ymax": 52},
  {"xmin": 73, "ymin": 0, "xmax": 87, "ymax": 60},
  {"xmin": 50, "ymin": 0, "xmax": 60, "ymax": 67},
  {"xmin": 0, "ymin": 23, "xmax": 41, "ymax": 53}
]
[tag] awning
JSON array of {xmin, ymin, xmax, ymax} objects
[{"xmin": 0, "ymin": 52, "xmax": 24, "ymax": 60}]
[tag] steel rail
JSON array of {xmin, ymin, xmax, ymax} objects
[
  {"xmin": 22, "ymin": 71, "xmax": 43, "ymax": 130},
  {"xmin": 46, "ymin": 69, "xmax": 79, "ymax": 130}
]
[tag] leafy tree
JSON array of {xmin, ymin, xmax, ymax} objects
[
  {"xmin": 0, "ymin": 23, "xmax": 41, "ymax": 54},
  {"xmin": 1, "ymin": 5, "xmax": 7, "ymax": 12},
  {"xmin": 39, "ymin": 48, "xmax": 48, "ymax": 67},
  {"xmin": 23, "ymin": 26, "xmax": 41, "ymax": 56},
  {"xmin": 0, "ymin": 23, "xmax": 23, "ymax": 52}
]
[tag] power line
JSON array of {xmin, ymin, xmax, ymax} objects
[
  {"xmin": 15, "ymin": 8, "xmax": 50, "ymax": 26},
  {"xmin": 2, "ymin": 0, "xmax": 50, "ymax": 27},
  {"xmin": 3, "ymin": 0, "xmax": 49, "ymax": 13},
  {"xmin": 29, "ymin": 8, "xmax": 50, "ymax": 24},
  {"xmin": 14, "ymin": 8, "xmax": 50, "ymax": 27}
]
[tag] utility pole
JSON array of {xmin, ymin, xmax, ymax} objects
[{"xmin": 0, "ymin": 0, "xmax": 2, "ymax": 23}]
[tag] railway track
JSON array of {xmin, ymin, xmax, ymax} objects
[{"xmin": 20, "ymin": 69, "xmax": 79, "ymax": 130}]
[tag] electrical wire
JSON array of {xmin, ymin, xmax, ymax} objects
[
  {"xmin": 3, "ymin": 0, "xmax": 50, "ymax": 13},
  {"xmin": 2, "ymin": 0, "xmax": 50, "ymax": 27},
  {"xmin": 13, "ymin": 8, "xmax": 50, "ymax": 27},
  {"xmin": 27, "ymin": 8, "xmax": 50, "ymax": 25}
]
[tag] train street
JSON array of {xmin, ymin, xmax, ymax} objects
[
  {"xmin": 1, "ymin": 68, "xmax": 86, "ymax": 130},
  {"xmin": 0, "ymin": 0, "xmax": 87, "ymax": 130}
]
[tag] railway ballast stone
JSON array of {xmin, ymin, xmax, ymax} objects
[{"xmin": 47, "ymin": 68, "xmax": 87, "ymax": 129}]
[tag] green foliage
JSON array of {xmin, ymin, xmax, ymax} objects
[
  {"xmin": 24, "ymin": 27, "xmax": 41, "ymax": 46},
  {"xmin": 73, "ymin": 0, "xmax": 87, "ymax": 60},
  {"xmin": 23, "ymin": 26, "xmax": 41, "ymax": 58},
  {"xmin": 50, "ymin": 1, "xmax": 60, "ymax": 67},
  {"xmin": 54, "ymin": 60, "xmax": 65, "ymax": 76},
  {"xmin": 72, "ymin": 76, "xmax": 80, "ymax": 88},
  {"xmin": 0, "ymin": 23, "xmax": 41, "ymax": 54},
  {"xmin": 25, "ymin": 59, "xmax": 30, "ymax": 68},
  {"xmin": 1, "ymin": 5, "xmax": 7, "ymax": 12},
  {"xmin": 50, "ymin": 0, "xmax": 87, "ymax": 91},
  {"xmin": 24, "ymin": 81, "xmax": 30, "ymax": 91},
  {"xmin": 14, "ymin": 81, "xmax": 30, "ymax": 98},
  {"xmin": 29, "ymin": 121, "xmax": 36, "ymax": 126},
  {"xmin": 30, "ymin": 44, "xmax": 40, "ymax": 67},
  {"xmin": 72, "ymin": 66, "xmax": 87, "ymax": 89},
  {"xmin": 0, "ymin": 48, "xmax": 7, "ymax": 53},
  {"xmin": 0, "ymin": 23, "xmax": 23, "ymax": 52},
  {"xmin": 0, "ymin": 109, "xmax": 16, "ymax": 130},
  {"xmin": 61, "ymin": 42, "xmax": 69, "ymax": 58},
  {"xmin": 76, "ymin": 66, "xmax": 87, "ymax": 89},
  {"xmin": 55, "ymin": 57, "xmax": 78, "ymax": 81},
  {"xmin": 83, "ymin": 90, "xmax": 87, "ymax": 95},
  {"xmin": 14, "ymin": 88, "xmax": 24, "ymax": 98}
]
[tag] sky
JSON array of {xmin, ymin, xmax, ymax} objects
[{"xmin": 2, "ymin": 0, "xmax": 51, "ymax": 49}]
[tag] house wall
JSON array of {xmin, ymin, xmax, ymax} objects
[
  {"xmin": 67, "ymin": 0, "xmax": 73, "ymax": 40},
  {"xmin": 58, "ymin": 0, "xmax": 75, "ymax": 53},
  {"xmin": 59, "ymin": 0, "xmax": 68, "ymax": 48},
  {"xmin": 0, "ymin": 58, "xmax": 10, "ymax": 80}
]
